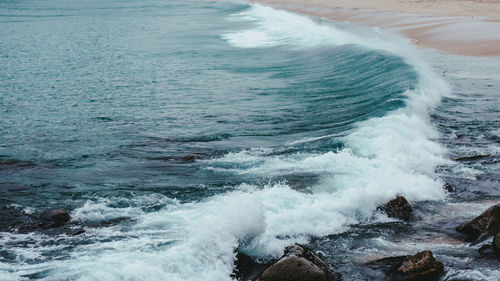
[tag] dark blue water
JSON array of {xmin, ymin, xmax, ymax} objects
[{"xmin": 0, "ymin": 0, "xmax": 498, "ymax": 280}]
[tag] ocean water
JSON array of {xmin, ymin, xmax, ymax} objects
[{"xmin": 0, "ymin": 0, "xmax": 499, "ymax": 280}]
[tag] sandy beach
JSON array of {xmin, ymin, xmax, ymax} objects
[{"xmin": 250, "ymin": 0, "xmax": 500, "ymax": 56}]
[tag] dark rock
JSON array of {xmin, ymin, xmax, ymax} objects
[
  {"xmin": 379, "ymin": 196, "xmax": 412, "ymax": 221},
  {"xmin": 493, "ymin": 232, "xmax": 500, "ymax": 253},
  {"xmin": 232, "ymin": 251, "xmax": 254, "ymax": 280},
  {"xmin": 39, "ymin": 208, "xmax": 70, "ymax": 227},
  {"xmin": 456, "ymin": 204, "xmax": 500, "ymax": 242},
  {"xmin": 366, "ymin": 250, "xmax": 444, "ymax": 281},
  {"xmin": 443, "ymin": 183, "xmax": 455, "ymax": 192},
  {"xmin": 231, "ymin": 251, "xmax": 271, "ymax": 281},
  {"xmin": 398, "ymin": 251, "xmax": 444, "ymax": 280},
  {"xmin": 255, "ymin": 244, "xmax": 341, "ymax": 281}
]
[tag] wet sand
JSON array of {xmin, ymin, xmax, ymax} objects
[{"xmin": 251, "ymin": 0, "xmax": 500, "ymax": 56}]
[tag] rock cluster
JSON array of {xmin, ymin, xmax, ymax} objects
[{"xmin": 231, "ymin": 196, "xmax": 449, "ymax": 280}]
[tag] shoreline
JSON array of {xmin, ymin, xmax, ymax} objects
[{"xmin": 250, "ymin": 0, "xmax": 500, "ymax": 56}]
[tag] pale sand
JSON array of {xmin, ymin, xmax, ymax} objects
[{"xmin": 250, "ymin": 0, "xmax": 500, "ymax": 56}]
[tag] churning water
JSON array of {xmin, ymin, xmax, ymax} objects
[{"xmin": 1, "ymin": 0, "xmax": 499, "ymax": 280}]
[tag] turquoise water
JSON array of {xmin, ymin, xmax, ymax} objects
[
  {"xmin": 1, "ymin": 0, "xmax": 498, "ymax": 280},
  {"xmin": 0, "ymin": 0, "xmax": 413, "ymax": 204}
]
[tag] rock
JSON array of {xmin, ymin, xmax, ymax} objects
[
  {"xmin": 456, "ymin": 204, "xmax": 500, "ymax": 242},
  {"xmin": 443, "ymin": 183, "xmax": 455, "ymax": 192},
  {"xmin": 0, "ymin": 206, "xmax": 33, "ymax": 232},
  {"xmin": 380, "ymin": 196, "xmax": 412, "ymax": 221},
  {"xmin": 232, "ymin": 251, "xmax": 254, "ymax": 280},
  {"xmin": 478, "ymin": 244, "xmax": 492, "ymax": 255},
  {"xmin": 397, "ymin": 251, "xmax": 444, "ymax": 280},
  {"xmin": 493, "ymin": 232, "xmax": 500, "ymax": 253},
  {"xmin": 231, "ymin": 251, "xmax": 271, "ymax": 281},
  {"xmin": 2, "ymin": 207, "xmax": 81, "ymax": 236},
  {"xmin": 366, "ymin": 250, "xmax": 444, "ymax": 281},
  {"xmin": 39, "ymin": 208, "xmax": 70, "ymax": 227},
  {"xmin": 255, "ymin": 244, "xmax": 341, "ymax": 281},
  {"xmin": 231, "ymin": 251, "xmax": 270, "ymax": 281},
  {"xmin": 476, "ymin": 233, "xmax": 500, "ymax": 258}
]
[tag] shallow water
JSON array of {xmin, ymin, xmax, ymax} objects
[{"xmin": 0, "ymin": 0, "xmax": 499, "ymax": 280}]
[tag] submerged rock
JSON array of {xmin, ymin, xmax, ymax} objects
[
  {"xmin": 1, "ymin": 207, "xmax": 71, "ymax": 233},
  {"xmin": 181, "ymin": 155, "xmax": 198, "ymax": 162},
  {"xmin": 380, "ymin": 196, "xmax": 412, "ymax": 221},
  {"xmin": 0, "ymin": 207, "xmax": 32, "ymax": 232},
  {"xmin": 255, "ymin": 244, "xmax": 341, "ymax": 281},
  {"xmin": 366, "ymin": 250, "xmax": 444, "ymax": 281},
  {"xmin": 0, "ymin": 159, "xmax": 35, "ymax": 170},
  {"xmin": 15, "ymin": 208, "xmax": 71, "ymax": 234},
  {"xmin": 456, "ymin": 203, "xmax": 500, "ymax": 242},
  {"xmin": 39, "ymin": 208, "xmax": 71, "ymax": 227}
]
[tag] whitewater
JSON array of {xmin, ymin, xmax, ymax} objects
[{"xmin": 5, "ymin": 0, "xmax": 500, "ymax": 280}]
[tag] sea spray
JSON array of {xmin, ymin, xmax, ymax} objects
[
  {"xmin": 0, "ymin": 2, "xmax": 453, "ymax": 281},
  {"xmin": 213, "ymin": 0, "xmax": 452, "ymax": 270}
]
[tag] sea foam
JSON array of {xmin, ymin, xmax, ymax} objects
[{"xmin": 1, "ymin": 4, "xmax": 452, "ymax": 281}]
